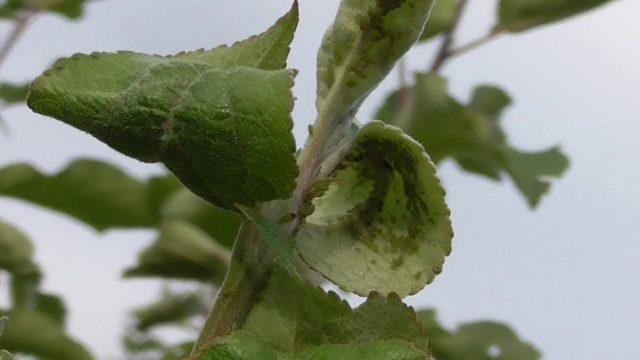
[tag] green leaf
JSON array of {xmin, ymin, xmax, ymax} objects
[
  {"xmin": 45, "ymin": 0, "xmax": 86, "ymax": 19},
  {"xmin": 316, "ymin": 0, "xmax": 434, "ymax": 124},
  {"xmin": 196, "ymin": 332, "xmax": 278, "ymax": 360},
  {"xmin": 418, "ymin": 0, "xmax": 457, "ymax": 42},
  {"xmin": 196, "ymin": 270, "xmax": 428, "ymax": 359},
  {"xmin": 0, "ymin": 309, "xmax": 93, "ymax": 360},
  {"xmin": 27, "ymin": 5, "xmax": 299, "ymax": 210},
  {"xmin": 0, "ymin": 0, "xmax": 87, "ymax": 20},
  {"xmin": 176, "ymin": 1, "xmax": 299, "ymax": 71},
  {"xmin": 238, "ymin": 206, "xmax": 297, "ymax": 275},
  {"xmin": 0, "ymin": 221, "xmax": 40, "ymax": 279},
  {"xmin": 0, "ymin": 159, "xmax": 170, "ymax": 231},
  {"xmin": 239, "ymin": 271, "xmax": 351, "ymax": 354},
  {"xmin": 198, "ymin": 335, "xmax": 426, "ymax": 360},
  {"xmin": 0, "ymin": 1, "xmax": 24, "ymax": 19},
  {"xmin": 297, "ymin": 121, "xmax": 452, "ymax": 297},
  {"xmin": 498, "ymin": 146, "xmax": 569, "ymax": 207},
  {"xmin": 418, "ymin": 310, "xmax": 541, "ymax": 360},
  {"xmin": 376, "ymin": 73, "xmax": 569, "ymax": 207},
  {"xmin": 162, "ymin": 188, "xmax": 241, "ymax": 249},
  {"xmin": 0, "ymin": 350, "xmax": 13, "ymax": 360},
  {"xmin": 132, "ymin": 290, "xmax": 206, "ymax": 331},
  {"xmin": 0, "ymin": 83, "xmax": 29, "ymax": 106},
  {"xmin": 495, "ymin": 0, "xmax": 613, "ymax": 33},
  {"xmin": 35, "ymin": 292, "xmax": 67, "ymax": 327},
  {"xmin": 124, "ymin": 221, "xmax": 231, "ymax": 284}
]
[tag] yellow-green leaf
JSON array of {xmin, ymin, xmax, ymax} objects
[
  {"xmin": 124, "ymin": 221, "xmax": 230, "ymax": 285},
  {"xmin": 0, "ymin": 221, "xmax": 40, "ymax": 279},
  {"xmin": 316, "ymin": 0, "xmax": 434, "ymax": 125},
  {"xmin": 297, "ymin": 121, "xmax": 452, "ymax": 297}
]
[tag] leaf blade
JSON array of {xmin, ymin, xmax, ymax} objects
[
  {"xmin": 376, "ymin": 73, "xmax": 569, "ymax": 207},
  {"xmin": 27, "ymin": 7, "xmax": 300, "ymax": 210},
  {"xmin": 316, "ymin": 0, "xmax": 435, "ymax": 123},
  {"xmin": 495, "ymin": 0, "xmax": 614, "ymax": 33},
  {"xmin": 0, "ymin": 160, "xmax": 160, "ymax": 231},
  {"xmin": 297, "ymin": 121, "xmax": 453, "ymax": 297}
]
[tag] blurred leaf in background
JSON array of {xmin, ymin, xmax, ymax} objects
[
  {"xmin": 376, "ymin": 73, "xmax": 569, "ymax": 207},
  {"xmin": 418, "ymin": 309, "xmax": 540, "ymax": 360}
]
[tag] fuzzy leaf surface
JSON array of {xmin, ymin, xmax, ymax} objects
[
  {"xmin": 376, "ymin": 73, "xmax": 569, "ymax": 207},
  {"xmin": 196, "ymin": 270, "xmax": 428, "ymax": 358},
  {"xmin": 495, "ymin": 0, "xmax": 613, "ymax": 33},
  {"xmin": 297, "ymin": 121, "xmax": 452, "ymax": 297},
  {"xmin": 27, "ymin": 5, "xmax": 299, "ymax": 210},
  {"xmin": 316, "ymin": 0, "xmax": 434, "ymax": 123}
]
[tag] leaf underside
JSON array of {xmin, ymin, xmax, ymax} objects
[
  {"xmin": 316, "ymin": 0, "xmax": 435, "ymax": 128},
  {"xmin": 418, "ymin": 309, "xmax": 541, "ymax": 360},
  {"xmin": 297, "ymin": 121, "xmax": 452, "ymax": 297}
]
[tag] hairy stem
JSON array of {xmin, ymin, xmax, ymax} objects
[
  {"xmin": 191, "ymin": 222, "xmax": 271, "ymax": 354},
  {"xmin": 428, "ymin": 0, "xmax": 468, "ymax": 73}
]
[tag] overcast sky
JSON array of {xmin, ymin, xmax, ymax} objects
[{"xmin": 0, "ymin": 0, "xmax": 639, "ymax": 359}]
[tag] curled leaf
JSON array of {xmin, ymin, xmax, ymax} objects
[
  {"xmin": 316, "ymin": 0, "xmax": 435, "ymax": 125},
  {"xmin": 296, "ymin": 121, "xmax": 452, "ymax": 297}
]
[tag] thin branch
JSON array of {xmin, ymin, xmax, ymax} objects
[
  {"xmin": 0, "ymin": 12, "xmax": 38, "ymax": 71},
  {"xmin": 396, "ymin": 56, "xmax": 410, "ymax": 110},
  {"xmin": 428, "ymin": 0, "xmax": 469, "ymax": 73},
  {"xmin": 445, "ymin": 30, "xmax": 505, "ymax": 61}
]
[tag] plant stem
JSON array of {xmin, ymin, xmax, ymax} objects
[
  {"xmin": 397, "ymin": 57, "xmax": 410, "ymax": 109},
  {"xmin": 293, "ymin": 73, "xmax": 350, "ymax": 210},
  {"xmin": 445, "ymin": 31, "xmax": 504, "ymax": 60},
  {"xmin": 191, "ymin": 222, "xmax": 272, "ymax": 354},
  {"xmin": 0, "ymin": 12, "xmax": 38, "ymax": 71},
  {"xmin": 428, "ymin": 0, "xmax": 468, "ymax": 73}
]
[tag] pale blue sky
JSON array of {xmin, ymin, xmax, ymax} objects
[{"xmin": 0, "ymin": 0, "xmax": 638, "ymax": 358}]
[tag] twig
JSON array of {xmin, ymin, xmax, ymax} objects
[
  {"xmin": 428, "ymin": 0, "xmax": 469, "ymax": 73},
  {"xmin": 397, "ymin": 56, "xmax": 410, "ymax": 110},
  {"xmin": 445, "ymin": 30, "xmax": 505, "ymax": 61},
  {"xmin": 0, "ymin": 12, "xmax": 38, "ymax": 71}
]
